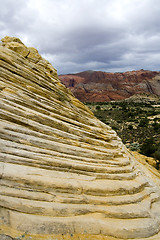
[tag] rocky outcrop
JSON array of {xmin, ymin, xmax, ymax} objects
[
  {"xmin": 1, "ymin": 37, "xmax": 160, "ymax": 240},
  {"xmin": 59, "ymin": 70, "xmax": 160, "ymax": 102}
]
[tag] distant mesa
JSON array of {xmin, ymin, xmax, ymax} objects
[
  {"xmin": 59, "ymin": 69, "xmax": 160, "ymax": 102},
  {"xmin": 1, "ymin": 36, "xmax": 160, "ymax": 239}
]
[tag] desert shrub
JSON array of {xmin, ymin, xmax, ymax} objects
[
  {"xmin": 128, "ymin": 124, "xmax": 133, "ymax": 130},
  {"xmin": 111, "ymin": 105, "xmax": 116, "ymax": 109},
  {"xmin": 96, "ymin": 105, "xmax": 101, "ymax": 111},
  {"xmin": 129, "ymin": 142, "xmax": 140, "ymax": 151},
  {"xmin": 152, "ymin": 122, "xmax": 160, "ymax": 131},
  {"xmin": 117, "ymin": 120, "xmax": 122, "ymax": 123},
  {"xmin": 139, "ymin": 118, "xmax": 149, "ymax": 127},
  {"xmin": 112, "ymin": 126, "xmax": 119, "ymax": 131},
  {"xmin": 140, "ymin": 137, "xmax": 156, "ymax": 157},
  {"xmin": 150, "ymin": 110, "xmax": 156, "ymax": 115},
  {"xmin": 153, "ymin": 146, "xmax": 160, "ymax": 169},
  {"xmin": 154, "ymin": 147, "xmax": 160, "ymax": 160}
]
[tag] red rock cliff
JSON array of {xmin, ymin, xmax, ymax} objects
[{"xmin": 59, "ymin": 70, "xmax": 160, "ymax": 102}]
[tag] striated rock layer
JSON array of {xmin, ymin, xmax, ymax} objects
[
  {"xmin": 1, "ymin": 37, "xmax": 160, "ymax": 240},
  {"xmin": 59, "ymin": 70, "xmax": 160, "ymax": 102}
]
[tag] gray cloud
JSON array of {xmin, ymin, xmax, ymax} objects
[{"xmin": 0, "ymin": 0, "xmax": 160, "ymax": 74}]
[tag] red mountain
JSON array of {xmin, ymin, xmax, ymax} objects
[{"xmin": 59, "ymin": 70, "xmax": 160, "ymax": 102}]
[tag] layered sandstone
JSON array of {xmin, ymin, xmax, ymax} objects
[
  {"xmin": 59, "ymin": 70, "xmax": 160, "ymax": 102},
  {"xmin": 1, "ymin": 37, "xmax": 160, "ymax": 240}
]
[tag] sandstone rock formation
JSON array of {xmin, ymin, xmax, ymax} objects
[
  {"xmin": 59, "ymin": 70, "xmax": 160, "ymax": 102},
  {"xmin": 1, "ymin": 36, "xmax": 160, "ymax": 240}
]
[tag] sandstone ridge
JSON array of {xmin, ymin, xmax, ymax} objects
[
  {"xmin": 59, "ymin": 70, "xmax": 160, "ymax": 102},
  {"xmin": 1, "ymin": 36, "xmax": 160, "ymax": 240}
]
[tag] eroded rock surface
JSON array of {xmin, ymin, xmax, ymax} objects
[{"xmin": 1, "ymin": 36, "xmax": 160, "ymax": 240}]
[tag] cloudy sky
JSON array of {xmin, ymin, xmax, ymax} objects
[{"xmin": 0, "ymin": 0, "xmax": 160, "ymax": 74}]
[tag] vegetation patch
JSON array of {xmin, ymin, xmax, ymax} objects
[{"xmin": 85, "ymin": 95, "xmax": 160, "ymax": 169}]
